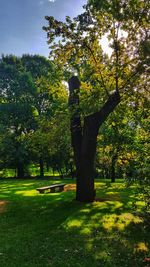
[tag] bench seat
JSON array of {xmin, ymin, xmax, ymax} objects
[{"xmin": 36, "ymin": 183, "xmax": 66, "ymax": 194}]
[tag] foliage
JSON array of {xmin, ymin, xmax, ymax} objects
[
  {"xmin": 0, "ymin": 54, "xmax": 69, "ymax": 177},
  {"xmin": 43, "ymin": 0, "xmax": 149, "ymax": 202},
  {"xmin": 43, "ymin": 0, "xmax": 149, "ymax": 111},
  {"xmin": 0, "ymin": 55, "xmax": 36, "ymax": 176},
  {"xmin": 96, "ymin": 100, "xmax": 138, "ymax": 180}
]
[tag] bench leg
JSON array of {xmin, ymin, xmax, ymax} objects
[
  {"xmin": 39, "ymin": 190, "xmax": 45, "ymax": 194},
  {"xmin": 50, "ymin": 188, "xmax": 56, "ymax": 193},
  {"xmin": 59, "ymin": 186, "xmax": 64, "ymax": 192}
]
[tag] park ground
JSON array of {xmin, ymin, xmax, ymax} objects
[{"xmin": 0, "ymin": 179, "xmax": 149, "ymax": 267}]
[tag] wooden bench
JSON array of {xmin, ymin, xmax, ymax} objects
[{"xmin": 36, "ymin": 184, "xmax": 66, "ymax": 194}]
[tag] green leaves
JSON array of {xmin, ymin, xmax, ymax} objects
[
  {"xmin": 44, "ymin": 0, "xmax": 149, "ymax": 105},
  {"xmin": 0, "ymin": 55, "xmax": 68, "ymax": 176}
]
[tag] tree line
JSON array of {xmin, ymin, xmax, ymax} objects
[
  {"xmin": 0, "ymin": 55, "xmax": 71, "ymax": 178},
  {"xmin": 0, "ymin": 54, "xmax": 148, "ymax": 184}
]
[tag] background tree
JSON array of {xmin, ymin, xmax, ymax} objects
[
  {"xmin": 0, "ymin": 54, "xmax": 68, "ymax": 178},
  {"xmin": 21, "ymin": 55, "xmax": 68, "ymax": 177},
  {"xmin": 96, "ymin": 101, "xmax": 138, "ymax": 182},
  {"xmin": 0, "ymin": 55, "xmax": 36, "ymax": 177}
]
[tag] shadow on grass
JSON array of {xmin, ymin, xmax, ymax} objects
[{"xmin": 0, "ymin": 179, "xmax": 149, "ymax": 267}]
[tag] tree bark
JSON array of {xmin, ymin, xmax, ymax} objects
[
  {"xmin": 17, "ymin": 161, "xmax": 24, "ymax": 178},
  {"xmin": 111, "ymin": 155, "xmax": 117, "ymax": 183},
  {"xmin": 69, "ymin": 76, "xmax": 120, "ymax": 202},
  {"xmin": 39, "ymin": 157, "xmax": 44, "ymax": 178},
  {"xmin": 69, "ymin": 76, "xmax": 82, "ymax": 197}
]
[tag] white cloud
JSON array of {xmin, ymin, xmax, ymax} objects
[{"xmin": 39, "ymin": 0, "xmax": 56, "ymax": 5}]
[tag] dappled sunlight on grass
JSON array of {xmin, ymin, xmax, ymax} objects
[
  {"xmin": 134, "ymin": 242, "xmax": 149, "ymax": 252},
  {"xmin": 104, "ymin": 200, "xmax": 123, "ymax": 211},
  {"xmin": 135, "ymin": 200, "xmax": 145, "ymax": 208},
  {"xmin": 79, "ymin": 208, "xmax": 91, "ymax": 214},
  {"xmin": 0, "ymin": 179, "xmax": 149, "ymax": 267},
  {"xmin": 0, "ymin": 179, "xmax": 70, "ymax": 200},
  {"xmin": 22, "ymin": 183, "xmax": 35, "ymax": 186},
  {"xmin": 15, "ymin": 190, "xmax": 37, "ymax": 196},
  {"xmin": 64, "ymin": 200, "xmax": 142, "ymax": 234},
  {"xmin": 106, "ymin": 191, "xmax": 120, "ymax": 195},
  {"xmin": 102, "ymin": 213, "xmax": 142, "ymax": 231},
  {"xmin": 67, "ymin": 219, "xmax": 82, "ymax": 228}
]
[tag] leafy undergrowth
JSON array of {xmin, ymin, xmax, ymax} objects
[{"xmin": 0, "ymin": 179, "xmax": 149, "ymax": 267}]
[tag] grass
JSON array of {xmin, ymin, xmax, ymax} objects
[{"xmin": 0, "ymin": 179, "xmax": 149, "ymax": 267}]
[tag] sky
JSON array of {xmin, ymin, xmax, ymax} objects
[{"xmin": 0, "ymin": 0, "xmax": 87, "ymax": 57}]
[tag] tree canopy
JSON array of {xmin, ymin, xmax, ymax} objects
[
  {"xmin": 43, "ymin": 0, "xmax": 149, "ymax": 102},
  {"xmin": 0, "ymin": 54, "xmax": 68, "ymax": 178},
  {"xmin": 43, "ymin": 0, "xmax": 149, "ymax": 202}
]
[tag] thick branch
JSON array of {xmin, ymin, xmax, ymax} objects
[{"xmin": 84, "ymin": 91, "xmax": 121, "ymax": 138}]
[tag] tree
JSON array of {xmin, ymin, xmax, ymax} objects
[
  {"xmin": 28, "ymin": 108, "xmax": 70, "ymax": 178},
  {"xmin": 68, "ymin": 76, "xmax": 120, "ymax": 201},
  {"xmin": 0, "ymin": 54, "xmax": 66, "ymax": 178},
  {"xmin": 20, "ymin": 55, "xmax": 67, "ymax": 177},
  {"xmin": 129, "ymin": 92, "xmax": 150, "ymax": 219},
  {"xmin": 43, "ymin": 0, "xmax": 149, "ymax": 202},
  {"xmin": 96, "ymin": 102, "xmax": 139, "ymax": 182},
  {"xmin": 0, "ymin": 55, "xmax": 36, "ymax": 178},
  {"xmin": 48, "ymin": 112, "xmax": 72, "ymax": 177}
]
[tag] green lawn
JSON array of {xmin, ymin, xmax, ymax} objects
[{"xmin": 0, "ymin": 179, "xmax": 149, "ymax": 267}]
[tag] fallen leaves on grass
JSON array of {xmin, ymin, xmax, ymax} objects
[
  {"xmin": 0, "ymin": 200, "xmax": 8, "ymax": 213},
  {"xmin": 64, "ymin": 184, "xmax": 76, "ymax": 191}
]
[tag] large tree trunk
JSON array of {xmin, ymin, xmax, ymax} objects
[
  {"xmin": 69, "ymin": 76, "xmax": 82, "ymax": 198},
  {"xmin": 69, "ymin": 76, "xmax": 120, "ymax": 202},
  {"xmin": 76, "ymin": 117, "xmax": 98, "ymax": 202},
  {"xmin": 17, "ymin": 161, "xmax": 24, "ymax": 178}
]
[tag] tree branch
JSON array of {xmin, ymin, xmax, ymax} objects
[
  {"xmin": 84, "ymin": 91, "xmax": 121, "ymax": 138},
  {"xmin": 83, "ymin": 42, "xmax": 110, "ymax": 97}
]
